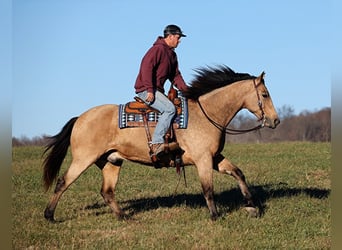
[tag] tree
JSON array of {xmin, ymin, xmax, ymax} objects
[{"xmin": 277, "ymin": 105, "xmax": 295, "ymax": 120}]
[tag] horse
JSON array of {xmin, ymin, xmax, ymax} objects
[{"xmin": 42, "ymin": 65, "xmax": 280, "ymax": 221}]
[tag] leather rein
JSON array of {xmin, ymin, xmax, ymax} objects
[{"xmin": 197, "ymin": 79, "xmax": 266, "ymax": 135}]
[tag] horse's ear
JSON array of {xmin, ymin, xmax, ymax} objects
[
  {"xmin": 260, "ymin": 71, "xmax": 265, "ymax": 79},
  {"xmin": 256, "ymin": 71, "xmax": 266, "ymax": 85}
]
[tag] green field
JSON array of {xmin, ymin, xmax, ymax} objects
[{"xmin": 12, "ymin": 142, "xmax": 331, "ymax": 249}]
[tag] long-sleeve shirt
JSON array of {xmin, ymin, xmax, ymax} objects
[{"xmin": 134, "ymin": 37, "xmax": 188, "ymax": 94}]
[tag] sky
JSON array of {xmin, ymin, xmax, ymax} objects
[{"xmin": 9, "ymin": 0, "xmax": 335, "ymax": 138}]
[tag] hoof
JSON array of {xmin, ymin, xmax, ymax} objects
[
  {"xmin": 244, "ymin": 206, "xmax": 259, "ymax": 217},
  {"xmin": 210, "ymin": 213, "xmax": 219, "ymax": 221},
  {"xmin": 44, "ymin": 208, "xmax": 55, "ymax": 222},
  {"xmin": 116, "ymin": 212, "xmax": 130, "ymax": 221},
  {"xmin": 44, "ymin": 216, "xmax": 56, "ymax": 223}
]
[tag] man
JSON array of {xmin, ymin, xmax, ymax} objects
[{"xmin": 134, "ymin": 24, "xmax": 188, "ymax": 158}]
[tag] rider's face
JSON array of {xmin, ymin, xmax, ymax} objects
[{"xmin": 166, "ymin": 34, "xmax": 182, "ymax": 48}]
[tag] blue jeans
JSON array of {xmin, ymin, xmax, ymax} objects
[{"xmin": 137, "ymin": 90, "xmax": 176, "ymax": 144}]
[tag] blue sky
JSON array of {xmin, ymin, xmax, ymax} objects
[{"xmin": 10, "ymin": 0, "xmax": 334, "ymax": 138}]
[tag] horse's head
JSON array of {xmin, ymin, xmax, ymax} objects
[{"xmin": 244, "ymin": 72, "xmax": 280, "ymax": 129}]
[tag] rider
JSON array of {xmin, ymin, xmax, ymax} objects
[{"xmin": 134, "ymin": 24, "xmax": 188, "ymax": 158}]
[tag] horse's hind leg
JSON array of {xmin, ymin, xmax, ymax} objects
[
  {"xmin": 195, "ymin": 155, "xmax": 219, "ymax": 220},
  {"xmin": 213, "ymin": 154, "xmax": 258, "ymax": 217},
  {"xmin": 100, "ymin": 161, "xmax": 125, "ymax": 219},
  {"xmin": 44, "ymin": 159, "xmax": 93, "ymax": 222}
]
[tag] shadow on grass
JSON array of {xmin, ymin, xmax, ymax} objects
[{"xmin": 84, "ymin": 183, "xmax": 330, "ymax": 219}]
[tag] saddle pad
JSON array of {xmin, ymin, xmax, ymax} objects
[{"xmin": 119, "ymin": 94, "xmax": 188, "ymax": 129}]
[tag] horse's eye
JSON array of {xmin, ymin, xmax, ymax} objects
[{"xmin": 262, "ymin": 92, "xmax": 269, "ymax": 98}]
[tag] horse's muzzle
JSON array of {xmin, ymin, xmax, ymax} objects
[{"xmin": 266, "ymin": 117, "xmax": 280, "ymax": 129}]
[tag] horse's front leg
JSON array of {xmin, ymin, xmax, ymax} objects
[
  {"xmin": 213, "ymin": 154, "xmax": 258, "ymax": 217},
  {"xmin": 195, "ymin": 154, "xmax": 219, "ymax": 220}
]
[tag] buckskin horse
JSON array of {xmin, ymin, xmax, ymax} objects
[{"xmin": 43, "ymin": 65, "xmax": 280, "ymax": 221}]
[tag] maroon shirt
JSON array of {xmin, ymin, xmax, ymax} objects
[{"xmin": 135, "ymin": 37, "xmax": 188, "ymax": 94}]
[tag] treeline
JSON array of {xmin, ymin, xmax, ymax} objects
[
  {"xmin": 226, "ymin": 106, "xmax": 330, "ymax": 143},
  {"xmin": 12, "ymin": 106, "xmax": 331, "ymax": 147},
  {"xmin": 12, "ymin": 135, "xmax": 50, "ymax": 147}
]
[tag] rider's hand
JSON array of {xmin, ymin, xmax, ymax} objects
[{"xmin": 146, "ymin": 92, "xmax": 154, "ymax": 103}]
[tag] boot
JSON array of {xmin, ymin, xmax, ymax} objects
[
  {"xmin": 167, "ymin": 141, "xmax": 180, "ymax": 151},
  {"xmin": 150, "ymin": 143, "xmax": 165, "ymax": 157}
]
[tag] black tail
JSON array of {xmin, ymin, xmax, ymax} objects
[{"xmin": 42, "ymin": 117, "xmax": 78, "ymax": 191}]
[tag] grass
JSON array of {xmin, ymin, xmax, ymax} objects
[{"xmin": 12, "ymin": 142, "xmax": 331, "ymax": 249}]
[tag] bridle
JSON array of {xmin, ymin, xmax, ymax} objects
[{"xmin": 197, "ymin": 79, "xmax": 266, "ymax": 135}]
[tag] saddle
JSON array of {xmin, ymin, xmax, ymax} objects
[
  {"xmin": 124, "ymin": 85, "xmax": 184, "ymax": 171},
  {"xmin": 124, "ymin": 96, "xmax": 182, "ymax": 116},
  {"xmin": 124, "ymin": 97, "xmax": 158, "ymax": 114}
]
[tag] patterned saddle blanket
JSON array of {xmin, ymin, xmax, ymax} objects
[{"xmin": 119, "ymin": 94, "xmax": 188, "ymax": 129}]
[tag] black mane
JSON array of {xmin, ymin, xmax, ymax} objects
[{"xmin": 182, "ymin": 65, "xmax": 256, "ymax": 100}]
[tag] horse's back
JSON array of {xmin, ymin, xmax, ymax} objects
[
  {"xmin": 70, "ymin": 104, "xmax": 120, "ymax": 153},
  {"xmin": 81, "ymin": 103, "xmax": 118, "ymax": 116},
  {"xmin": 76, "ymin": 104, "xmax": 119, "ymax": 127}
]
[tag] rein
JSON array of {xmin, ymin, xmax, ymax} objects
[{"xmin": 197, "ymin": 79, "xmax": 266, "ymax": 135}]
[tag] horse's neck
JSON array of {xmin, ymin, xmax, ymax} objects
[{"xmin": 199, "ymin": 81, "xmax": 250, "ymax": 126}]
